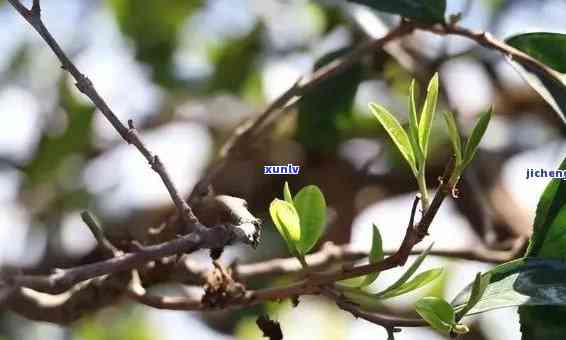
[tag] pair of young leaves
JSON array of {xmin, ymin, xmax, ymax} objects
[
  {"xmin": 340, "ymin": 228, "xmax": 483, "ymax": 335},
  {"xmin": 269, "ymin": 182, "xmax": 326, "ymax": 261},
  {"xmin": 340, "ymin": 240, "xmax": 443, "ymax": 307},
  {"xmin": 370, "ymin": 74, "xmax": 492, "ymax": 188}
]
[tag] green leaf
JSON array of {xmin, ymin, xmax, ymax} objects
[
  {"xmin": 505, "ymin": 33, "xmax": 566, "ymax": 125},
  {"xmin": 455, "ymin": 272, "xmax": 491, "ymax": 319},
  {"xmin": 525, "ymin": 157, "xmax": 566, "ymax": 258},
  {"xmin": 418, "ymin": 73, "xmax": 439, "ymax": 160},
  {"xmin": 376, "ymin": 243, "xmax": 434, "ymax": 297},
  {"xmin": 519, "ymin": 157, "xmax": 566, "ymax": 338},
  {"xmin": 338, "ymin": 224, "xmax": 384, "ymax": 289},
  {"xmin": 519, "ymin": 305, "xmax": 566, "ymax": 340},
  {"xmin": 377, "ymin": 268, "xmax": 444, "ymax": 299},
  {"xmin": 537, "ymin": 206, "xmax": 566, "ymax": 259},
  {"xmin": 360, "ymin": 224, "xmax": 385, "ymax": 287},
  {"xmin": 269, "ymin": 199, "xmax": 301, "ymax": 255},
  {"xmin": 283, "ymin": 181, "xmax": 293, "ymax": 204},
  {"xmin": 294, "ymin": 185, "xmax": 327, "ymax": 254},
  {"xmin": 415, "ymin": 297, "xmax": 455, "ymax": 334},
  {"xmin": 462, "ymin": 108, "xmax": 492, "ymax": 167},
  {"xmin": 452, "ymin": 259, "xmax": 566, "ymax": 316},
  {"xmin": 442, "ymin": 111, "xmax": 463, "ymax": 167},
  {"xmin": 369, "ymin": 103, "xmax": 417, "ymax": 174},
  {"xmin": 450, "ymin": 158, "xmax": 566, "ymax": 337},
  {"xmin": 408, "ymin": 80, "xmax": 424, "ymax": 168},
  {"xmin": 348, "ymin": 0, "xmax": 446, "ymax": 23}
]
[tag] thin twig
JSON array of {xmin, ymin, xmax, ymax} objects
[
  {"xmin": 6, "ymin": 0, "xmax": 200, "ymax": 229},
  {"xmin": 321, "ymin": 287, "xmax": 426, "ymax": 329},
  {"xmin": 418, "ymin": 22, "xmax": 563, "ymax": 92},
  {"xmin": 126, "ymin": 269, "xmax": 202, "ymax": 310},
  {"xmin": 80, "ymin": 211, "xmax": 121, "ymax": 257}
]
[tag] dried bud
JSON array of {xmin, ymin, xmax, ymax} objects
[{"xmin": 193, "ymin": 194, "xmax": 262, "ymax": 248}]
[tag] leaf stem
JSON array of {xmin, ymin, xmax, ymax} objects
[{"xmin": 417, "ymin": 169, "xmax": 430, "ymax": 211}]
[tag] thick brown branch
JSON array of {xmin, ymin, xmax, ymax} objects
[
  {"xmin": 1, "ymin": 238, "xmax": 516, "ymax": 324},
  {"xmin": 3, "ymin": 225, "xmax": 241, "ymax": 294}
]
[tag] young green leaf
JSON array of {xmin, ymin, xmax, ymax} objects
[
  {"xmin": 375, "ymin": 243, "xmax": 434, "ymax": 297},
  {"xmin": 408, "ymin": 80, "xmax": 424, "ymax": 168},
  {"xmin": 337, "ymin": 224, "xmax": 384, "ymax": 288},
  {"xmin": 442, "ymin": 111, "xmax": 463, "ymax": 167},
  {"xmin": 283, "ymin": 181, "xmax": 293, "ymax": 204},
  {"xmin": 359, "ymin": 224, "xmax": 385, "ymax": 287},
  {"xmin": 455, "ymin": 272, "xmax": 491, "ymax": 319},
  {"xmin": 418, "ymin": 73, "xmax": 439, "ymax": 160},
  {"xmin": 463, "ymin": 109, "xmax": 492, "ymax": 167},
  {"xmin": 369, "ymin": 103, "xmax": 417, "ymax": 174},
  {"xmin": 294, "ymin": 185, "xmax": 327, "ymax": 254},
  {"xmin": 408, "ymin": 80, "xmax": 420, "ymax": 140},
  {"xmin": 269, "ymin": 199, "xmax": 301, "ymax": 255},
  {"xmin": 377, "ymin": 268, "xmax": 444, "ymax": 299},
  {"xmin": 415, "ymin": 297, "xmax": 456, "ymax": 334}
]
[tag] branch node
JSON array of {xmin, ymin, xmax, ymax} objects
[
  {"xmin": 150, "ymin": 155, "xmax": 161, "ymax": 171},
  {"xmin": 31, "ymin": 0, "xmax": 41, "ymax": 16},
  {"xmin": 80, "ymin": 211, "xmax": 121, "ymax": 257},
  {"xmin": 75, "ymin": 75, "xmax": 92, "ymax": 95}
]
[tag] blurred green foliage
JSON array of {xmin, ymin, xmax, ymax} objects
[
  {"xmin": 296, "ymin": 48, "xmax": 363, "ymax": 153},
  {"xmin": 74, "ymin": 308, "xmax": 153, "ymax": 340},
  {"xmin": 208, "ymin": 24, "xmax": 263, "ymax": 95},
  {"xmin": 23, "ymin": 79, "xmax": 95, "ymax": 186},
  {"xmin": 107, "ymin": 0, "xmax": 203, "ymax": 87}
]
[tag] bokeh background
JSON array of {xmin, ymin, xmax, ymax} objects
[{"xmin": 1, "ymin": 0, "xmax": 566, "ymax": 339}]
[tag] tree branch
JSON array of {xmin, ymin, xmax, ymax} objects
[
  {"xmin": 321, "ymin": 287, "xmax": 426, "ymax": 330},
  {"xmin": 6, "ymin": 0, "xmax": 200, "ymax": 229},
  {"xmin": 80, "ymin": 211, "xmax": 122, "ymax": 258},
  {"xmin": 418, "ymin": 22, "xmax": 562, "ymax": 86}
]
